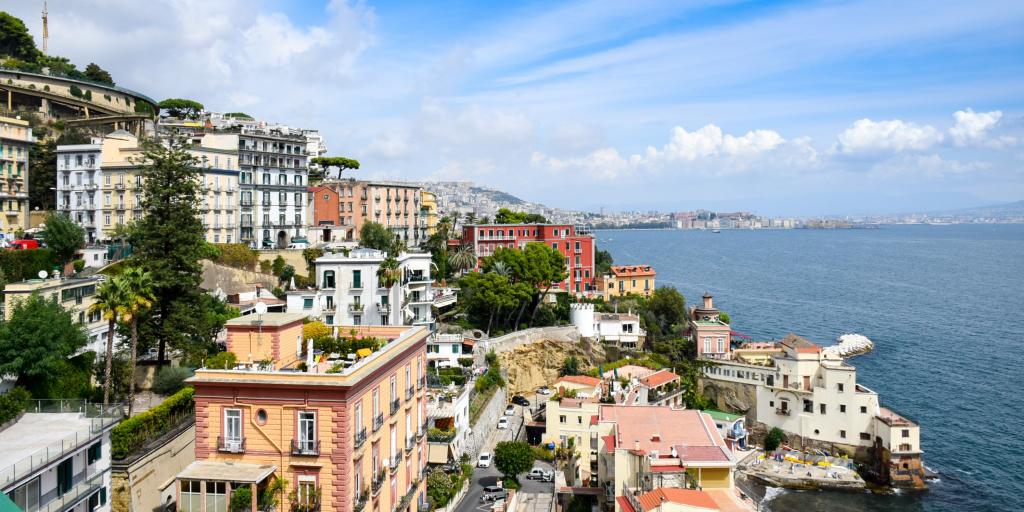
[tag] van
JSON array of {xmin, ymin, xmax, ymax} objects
[{"xmin": 8, "ymin": 239, "xmax": 39, "ymax": 250}]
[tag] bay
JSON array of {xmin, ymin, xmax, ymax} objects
[{"xmin": 596, "ymin": 224, "xmax": 1024, "ymax": 512}]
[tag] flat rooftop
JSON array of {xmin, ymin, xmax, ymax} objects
[
  {"xmin": 600, "ymin": 406, "xmax": 731, "ymax": 463},
  {"xmin": 0, "ymin": 413, "xmax": 95, "ymax": 469}
]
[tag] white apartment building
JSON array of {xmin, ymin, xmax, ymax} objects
[
  {"xmin": 427, "ymin": 333, "xmax": 467, "ymax": 368},
  {"xmin": 0, "ymin": 399, "xmax": 120, "ymax": 512},
  {"xmin": 425, "ymin": 385, "xmax": 471, "ymax": 465},
  {"xmin": 570, "ymin": 304, "xmax": 646, "ymax": 349},
  {"xmin": 286, "ymin": 248, "xmax": 434, "ymax": 329}
]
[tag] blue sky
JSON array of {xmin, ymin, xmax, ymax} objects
[{"xmin": 7, "ymin": 0, "xmax": 1024, "ymax": 215}]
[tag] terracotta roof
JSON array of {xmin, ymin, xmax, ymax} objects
[
  {"xmin": 611, "ymin": 265, "xmax": 656, "ymax": 277},
  {"xmin": 556, "ymin": 375, "xmax": 603, "ymax": 387},
  {"xmin": 638, "ymin": 488, "xmax": 719, "ymax": 511},
  {"xmin": 599, "ymin": 406, "xmax": 732, "ymax": 464},
  {"xmin": 616, "ymin": 497, "xmax": 637, "ymax": 512},
  {"xmin": 780, "ymin": 333, "xmax": 820, "ymax": 353},
  {"xmin": 640, "ymin": 369, "xmax": 679, "ymax": 388},
  {"xmin": 590, "ymin": 415, "xmax": 599, "ymax": 426},
  {"xmin": 602, "ymin": 435, "xmax": 617, "ymax": 453},
  {"xmin": 675, "ymin": 445, "xmax": 731, "ymax": 463}
]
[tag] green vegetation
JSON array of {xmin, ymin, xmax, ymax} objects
[
  {"xmin": 0, "ymin": 13, "xmax": 39, "ymax": 62},
  {"xmin": 43, "ymin": 212, "xmax": 85, "ymax": 271},
  {"xmin": 110, "ymin": 387, "xmax": 195, "ymax": 460},
  {"xmin": 0, "ymin": 247, "xmax": 57, "ymax": 282},
  {"xmin": 493, "ymin": 208, "xmax": 547, "ymax": 224},
  {"xmin": 470, "ymin": 351, "xmax": 504, "ymax": 424},
  {"xmin": 430, "ymin": 367, "xmax": 467, "ymax": 387},
  {"xmin": 224, "ymin": 112, "xmax": 253, "ymax": 119},
  {"xmin": 765, "ymin": 427, "xmax": 785, "ymax": 452},
  {"xmin": 28, "ymin": 129, "xmax": 90, "ymax": 210},
  {"xmin": 205, "ymin": 351, "xmax": 238, "ymax": 370},
  {"xmin": 423, "ymin": 216, "xmax": 454, "ymax": 282},
  {"xmin": 719, "ymin": 311, "xmax": 731, "ymax": 324},
  {"xmin": 1, "ymin": 13, "xmax": 119, "ymax": 87},
  {"xmin": 0, "ymin": 387, "xmax": 30, "ymax": 425},
  {"xmin": 586, "ymin": 355, "xmax": 665, "ymax": 377},
  {"xmin": 427, "ymin": 463, "xmax": 472, "ymax": 509},
  {"xmin": 157, "ymin": 98, "xmax": 204, "ymax": 119},
  {"xmin": 152, "ymin": 366, "xmax": 194, "ymax": 395},
  {"xmin": 595, "ymin": 249, "xmax": 614, "ymax": 275},
  {"xmin": 214, "ymin": 243, "xmax": 259, "ymax": 271},
  {"xmin": 0, "ymin": 293, "xmax": 91, "ymax": 399},
  {"xmin": 560, "ymin": 355, "xmax": 582, "ymax": 376},
  {"xmin": 494, "ymin": 441, "xmax": 535, "ymax": 484},
  {"xmin": 531, "ymin": 445, "xmax": 555, "ymax": 462},
  {"xmin": 359, "ymin": 221, "xmax": 396, "ymax": 252},
  {"xmin": 90, "ymin": 278, "xmax": 124, "ymax": 406},
  {"xmin": 229, "ymin": 487, "xmax": 252, "ymax": 512},
  {"xmin": 117, "ymin": 266, "xmax": 156, "ymax": 415},
  {"xmin": 309, "ymin": 156, "xmax": 359, "ymax": 182}
]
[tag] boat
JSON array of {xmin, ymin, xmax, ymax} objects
[{"xmin": 712, "ymin": 229, "xmax": 721, "ymax": 233}]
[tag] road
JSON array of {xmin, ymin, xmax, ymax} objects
[{"xmin": 456, "ymin": 402, "xmax": 555, "ymax": 512}]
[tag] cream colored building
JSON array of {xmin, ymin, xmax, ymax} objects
[
  {"xmin": 56, "ymin": 131, "xmax": 240, "ymax": 243},
  {"xmin": 0, "ymin": 116, "xmax": 32, "ymax": 237},
  {"xmin": 3, "ymin": 276, "xmax": 116, "ymax": 355},
  {"xmin": 420, "ymin": 190, "xmax": 438, "ymax": 236}
]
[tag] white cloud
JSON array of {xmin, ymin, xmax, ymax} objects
[
  {"xmin": 949, "ymin": 108, "xmax": 1016, "ymax": 147},
  {"xmin": 531, "ymin": 148, "xmax": 635, "ymax": 180},
  {"xmin": 834, "ymin": 119, "xmax": 944, "ymax": 154},
  {"xmin": 647, "ymin": 125, "xmax": 786, "ymax": 162}
]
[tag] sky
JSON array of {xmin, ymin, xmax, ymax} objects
[{"xmin": 6, "ymin": 0, "xmax": 1024, "ymax": 216}]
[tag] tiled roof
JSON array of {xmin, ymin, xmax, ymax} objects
[
  {"xmin": 556, "ymin": 375, "xmax": 603, "ymax": 387},
  {"xmin": 599, "ymin": 406, "xmax": 732, "ymax": 464},
  {"xmin": 640, "ymin": 369, "xmax": 679, "ymax": 388},
  {"xmin": 638, "ymin": 488, "xmax": 719, "ymax": 511},
  {"xmin": 780, "ymin": 333, "xmax": 820, "ymax": 353},
  {"xmin": 611, "ymin": 265, "xmax": 656, "ymax": 277}
]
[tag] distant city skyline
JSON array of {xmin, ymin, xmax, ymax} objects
[{"xmin": 7, "ymin": 0, "xmax": 1024, "ymax": 216}]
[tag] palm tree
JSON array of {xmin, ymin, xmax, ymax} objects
[
  {"xmin": 448, "ymin": 245, "xmax": 476, "ymax": 275},
  {"xmin": 117, "ymin": 267, "xmax": 155, "ymax": 416},
  {"xmin": 377, "ymin": 256, "xmax": 401, "ymax": 289},
  {"xmin": 91, "ymin": 278, "xmax": 127, "ymax": 407},
  {"xmin": 489, "ymin": 261, "xmax": 511, "ymax": 277}
]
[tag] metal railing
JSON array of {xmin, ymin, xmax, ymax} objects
[
  {"xmin": 291, "ymin": 439, "xmax": 320, "ymax": 456},
  {"xmin": 405, "ymin": 437, "xmax": 415, "ymax": 454},
  {"xmin": 0, "ymin": 401, "xmax": 121, "ymax": 488},
  {"xmin": 217, "ymin": 436, "xmax": 246, "ymax": 453},
  {"xmin": 353, "ymin": 489, "xmax": 369, "ymax": 512},
  {"xmin": 373, "ymin": 413, "xmax": 384, "ymax": 432},
  {"xmin": 372, "ymin": 470, "xmax": 386, "ymax": 495},
  {"xmin": 354, "ymin": 427, "xmax": 368, "ymax": 449},
  {"xmin": 390, "ymin": 399, "xmax": 401, "ymax": 416},
  {"xmin": 40, "ymin": 468, "xmax": 108, "ymax": 512},
  {"xmin": 406, "ymin": 386, "xmax": 414, "ymax": 400},
  {"xmin": 389, "ymin": 452, "xmax": 402, "ymax": 471}
]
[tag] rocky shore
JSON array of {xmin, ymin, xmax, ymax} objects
[{"xmin": 822, "ymin": 333, "xmax": 874, "ymax": 358}]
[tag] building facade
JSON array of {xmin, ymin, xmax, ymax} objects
[
  {"xmin": 286, "ymin": 249, "xmax": 434, "ymax": 330},
  {"xmin": 571, "ymin": 304, "xmax": 646, "ymax": 350},
  {"xmin": 460, "ymin": 223, "xmax": 596, "ymax": 295},
  {"xmin": 601, "ymin": 265, "xmax": 656, "ymax": 300},
  {"xmin": 0, "ymin": 116, "xmax": 32, "ymax": 237},
  {"xmin": 4, "ymin": 276, "xmax": 115, "ymax": 355},
  {"xmin": 177, "ymin": 324, "xmax": 430, "ymax": 512},
  {"xmin": 0, "ymin": 399, "xmax": 120, "ymax": 512}
]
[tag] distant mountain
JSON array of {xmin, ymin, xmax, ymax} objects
[
  {"xmin": 928, "ymin": 200, "xmax": 1024, "ymax": 218},
  {"xmin": 468, "ymin": 186, "xmax": 526, "ymax": 205}
]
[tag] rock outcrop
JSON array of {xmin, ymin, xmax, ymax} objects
[{"xmin": 499, "ymin": 337, "xmax": 604, "ymax": 396}]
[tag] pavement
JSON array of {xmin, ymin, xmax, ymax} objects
[{"xmin": 456, "ymin": 401, "xmax": 555, "ymax": 512}]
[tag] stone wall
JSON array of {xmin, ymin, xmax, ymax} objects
[
  {"xmin": 699, "ymin": 377, "xmax": 759, "ymax": 416},
  {"xmin": 483, "ymin": 326, "xmax": 580, "ymax": 355},
  {"xmin": 257, "ymin": 249, "xmax": 310, "ymax": 276},
  {"xmin": 466, "ymin": 386, "xmax": 507, "ymax": 458},
  {"xmin": 112, "ymin": 422, "xmax": 196, "ymax": 512}
]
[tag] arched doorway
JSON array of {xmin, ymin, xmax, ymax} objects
[{"xmin": 276, "ymin": 230, "xmax": 287, "ymax": 248}]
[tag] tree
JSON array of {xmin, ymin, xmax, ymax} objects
[
  {"xmin": 648, "ymin": 287, "xmax": 687, "ymax": 340},
  {"xmin": 129, "ymin": 137, "xmax": 209, "ymax": 362},
  {"xmin": 43, "ymin": 212, "xmax": 85, "ymax": 271},
  {"xmin": 280, "ymin": 265, "xmax": 296, "ymax": 286},
  {"xmin": 448, "ymin": 245, "xmax": 476, "ymax": 274},
  {"xmin": 117, "ymin": 266, "xmax": 155, "ymax": 416},
  {"xmin": 215, "ymin": 243, "xmax": 259, "ymax": 271},
  {"xmin": 301, "ymin": 247, "xmax": 324, "ymax": 277},
  {"xmin": 90, "ymin": 278, "xmax": 126, "ymax": 406},
  {"xmin": 595, "ymin": 249, "xmax": 614, "ymax": 275},
  {"xmin": 494, "ymin": 208, "xmax": 547, "ymax": 224},
  {"xmin": 28, "ymin": 140, "xmax": 56, "ymax": 210},
  {"xmin": 157, "ymin": 98, "xmax": 205, "ymax": 119},
  {"xmin": 493, "ymin": 441, "xmax": 535, "ymax": 483},
  {"xmin": 486, "ymin": 243, "xmax": 567, "ymax": 326},
  {"xmin": 0, "ymin": 12, "xmax": 40, "ymax": 62},
  {"xmin": 271, "ymin": 255, "xmax": 286, "ymax": 276},
  {"xmin": 377, "ymin": 255, "xmax": 401, "ymax": 289},
  {"xmin": 309, "ymin": 156, "xmax": 359, "ymax": 182},
  {"xmin": 0, "ymin": 293, "xmax": 88, "ymax": 397},
  {"xmin": 560, "ymin": 355, "xmax": 582, "ymax": 376},
  {"xmin": 83, "ymin": 62, "xmax": 114, "ymax": 85},
  {"xmin": 764, "ymin": 427, "xmax": 785, "ymax": 452},
  {"xmin": 259, "ymin": 260, "xmax": 272, "ymax": 273},
  {"xmin": 360, "ymin": 221, "xmax": 394, "ymax": 251},
  {"xmin": 303, "ymin": 321, "xmax": 331, "ymax": 342}
]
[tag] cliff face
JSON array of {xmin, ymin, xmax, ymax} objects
[
  {"xmin": 699, "ymin": 378, "xmax": 759, "ymax": 415},
  {"xmin": 499, "ymin": 338, "xmax": 604, "ymax": 396}
]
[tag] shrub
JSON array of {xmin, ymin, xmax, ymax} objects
[
  {"xmin": 0, "ymin": 248, "xmax": 57, "ymax": 282},
  {"xmin": 531, "ymin": 445, "xmax": 555, "ymax": 462},
  {"xmin": 206, "ymin": 351, "xmax": 238, "ymax": 369},
  {"xmin": 153, "ymin": 366, "xmax": 194, "ymax": 395},
  {"xmin": 83, "ymin": 90, "xmax": 92, "ymax": 101},
  {"xmin": 0, "ymin": 387, "xmax": 31, "ymax": 425},
  {"xmin": 69, "ymin": 84, "xmax": 83, "ymax": 98},
  {"xmin": 215, "ymin": 243, "xmax": 259, "ymax": 271},
  {"xmin": 43, "ymin": 85, "xmax": 50, "ymax": 92},
  {"xmin": 111, "ymin": 387, "xmax": 195, "ymax": 459},
  {"xmin": 73, "ymin": 259, "xmax": 85, "ymax": 272},
  {"xmin": 457, "ymin": 357, "xmax": 474, "ymax": 368},
  {"xmin": 230, "ymin": 487, "xmax": 252, "ymax": 512},
  {"xmin": 764, "ymin": 427, "xmax": 785, "ymax": 452}
]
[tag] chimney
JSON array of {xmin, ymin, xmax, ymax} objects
[
  {"xmin": 306, "ymin": 338, "xmax": 314, "ymax": 371},
  {"xmin": 703, "ymin": 292, "xmax": 713, "ymax": 310},
  {"xmin": 634, "ymin": 440, "xmax": 640, "ymax": 452}
]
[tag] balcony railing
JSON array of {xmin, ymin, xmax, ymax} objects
[
  {"xmin": 417, "ymin": 378, "xmax": 426, "ymax": 390},
  {"xmin": 406, "ymin": 437, "xmax": 416, "ymax": 455},
  {"xmin": 406, "ymin": 386, "xmax": 414, "ymax": 400},
  {"xmin": 372, "ymin": 470, "xmax": 386, "ymax": 495},
  {"xmin": 349, "ymin": 303, "xmax": 365, "ymax": 313},
  {"xmin": 378, "ymin": 303, "xmax": 391, "ymax": 314},
  {"xmin": 217, "ymin": 436, "xmax": 246, "ymax": 453},
  {"xmin": 389, "ymin": 452, "xmax": 403, "ymax": 471},
  {"xmin": 373, "ymin": 413, "xmax": 384, "ymax": 432},
  {"xmin": 353, "ymin": 489, "xmax": 369, "ymax": 512},
  {"xmin": 776, "ymin": 408, "xmax": 791, "ymax": 416},
  {"xmin": 291, "ymin": 439, "xmax": 320, "ymax": 456},
  {"xmin": 354, "ymin": 427, "xmax": 368, "ymax": 449},
  {"xmin": 390, "ymin": 398, "xmax": 400, "ymax": 416}
]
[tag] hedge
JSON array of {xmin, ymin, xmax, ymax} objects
[
  {"xmin": 0, "ymin": 388, "xmax": 30, "ymax": 425},
  {"xmin": 111, "ymin": 386, "xmax": 195, "ymax": 459},
  {"xmin": 0, "ymin": 249, "xmax": 57, "ymax": 282}
]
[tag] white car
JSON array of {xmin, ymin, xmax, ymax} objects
[
  {"xmin": 504, "ymin": 405, "xmax": 516, "ymax": 416},
  {"xmin": 537, "ymin": 386, "xmax": 551, "ymax": 395},
  {"xmin": 497, "ymin": 417, "xmax": 509, "ymax": 429},
  {"xmin": 477, "ymin": 452, "xmax": 492, "ymax": 468}
]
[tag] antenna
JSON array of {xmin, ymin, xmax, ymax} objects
[{"xmin": 41, "ymin": 1, "xmax": 49, "ymax": 55}]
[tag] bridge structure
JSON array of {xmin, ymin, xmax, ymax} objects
[{"xmin": 0, "ymin": 67, "xmax": 158, "ymax": 137}]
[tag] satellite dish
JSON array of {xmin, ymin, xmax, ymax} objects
[
  {"xmin": 38, "ymin": 270, "xmax": 48, "ymax": 279},
  {"xmin": 254, "ymin": 302, "xmax": 268, "ymax": 315}
]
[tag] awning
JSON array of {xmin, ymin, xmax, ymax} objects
[
  {"xmin": 356, "ymin": 348, "xmax": 373, "ymax": 358},
  {"xmin": 0, "ymin": 492, "xmax": 20, "ymax": 512},
  {"xmin": 177, "ymin": 460, "xmax": 277, "ymax": 484}
]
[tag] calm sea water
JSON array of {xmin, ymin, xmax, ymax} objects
[{"xmin": 597, "ymin": 225, "xmax": 1024, "ymax": 512}]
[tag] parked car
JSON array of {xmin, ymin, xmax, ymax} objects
[
  {"xmin": 481, "ymin": 491, "xmax": 507, "ymax": 502},
  {"xmin": 537, "ymin": 386, "xmax": 551, "ymax": 395},
  {"xmin": 482, "ymin": 484, "xmax": 504, "ymax": 493},
  {"xmin": 512, "ymin": 395, "xmax": 530, "ymax": 407},
  {"xmin": 527, "ymin": 468, "xmax": 555, "ymax": 482},
  {"xmin": 497, "ymin": 417, "xmax": 509, "ymax": 429},
  {"xmin": 8, "ymin": 239, "xmax": 39, "ymax": 250},
  {"xmin": 286, "ymin": 242, "xmax": 309, "ymax": 249},
  {"xmin": 504, "ymin": 404, "xmax": 516, "ymax": 416},
  {"xmin": 477, "ymin": 452, "xmax": 492, "ymax": 468}
]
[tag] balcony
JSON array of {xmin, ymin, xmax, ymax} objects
[
  {"xmin": 417, "ymin": 378, "xmax": 425, "ymax": 390},
  {"xmin": 389, "ymin": 452, "xmax": 403, "ymax": 471},
  {"xmin": 354, "ymin": 427, "xmax": 368, "ymax": 449},
  {"xmin": 378, "ymin": 303, "xmax": 391, "ymax": 315},
  {"xmin": 405, "ymin": 437, "xmax": 415, "ymax": 454},
  {"xmin": 353, "ymin": 489, "xmax": 369, "ymax": 512},
  {"xmin": 349, "ymin": 303, "xmax": 365, "ymax": 313},
  {"xmin": 291, "ymin": 439, "xmax": 320, "ymax": 456},
  {"xmin": 776, "ymin": 408, "xmax": 791, "ymax": 416},
  {"xmin": 373, "ymin": 413, "xmax": 384, "ymax": 432},
  {"xmin": 217, "ymin": 436, "xmax": 246, "ymax": 453},
  {"xmin": 114, "ymin": 183, "xmax": 125, "ymax": 190},
  {"xmin": 323, "ymin": 303, "xmax": 336, "ymax": 312},
  {"xmin": 390, "ymin": 398, "xmax": 400, "ymax": 416},
  {"xmin": 406, "ymin": 386, "xmax": 414, "ymax": 401},
  {"xmin": 416, "ymin": 423, "xmax": 426, "ymax": 441},
  {"xmin": 372, "ymin": 470, "xmax": 386, "ymax": 496}
]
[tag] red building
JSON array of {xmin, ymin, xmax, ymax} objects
[{"xmin": 460, "ymin": 223, "xmax": 596, "ymax": 295}]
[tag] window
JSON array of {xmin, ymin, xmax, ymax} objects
[
  {"xmin": 353, "ymin": 270, "xmax": 362, "ymax": 288},
  {"xmin": 840, "ymin": 405, "xmax": 846, "ymax": 413},
  {"xmin": 703, "ymin": 337, "xmax": 710, "ymax": 353},
  {"xmin": 902, "ymin": 429, "xmax": 910, "ymax": 438},
  {"xmin": 322, "ymin": 270, "xmax": 335, "ymax": 288},
  {"xmin": 298, "ymin": 411, "xmax": 317, "ymax": 453},
  {"xmin": 87, "ymin": 441, "xmax": 101, "ymax": 464},
  {"xmin": 303, "ymin": 297, "xmax": 314, "ymax": 309},
  {"xmin": 860, "ymin": 432, "xmax": 871, "ymax": 441},
  {"xmin": 559, "ymin": 415, "xmax": 566, "ymax": 424},
  {"xmin": 88, "ymin": 488, "xmax": 107, "ymax": 511},
  {"xmin": 820, "ymin": 403, "xmax": 826, "ymax": 414},
  {"xmin": 577, "ymin": 416, "xmax": 583, "ymax": 424},
  {"xmin": 9, "ymin": 476, "xmax": 40, "ymax": 511},
  {"xmin": 256, "ymin": 409, "xmax": 269, "ymax": 425},
  {"xmin": 837, "ymin": 383, "xmax": 844, "ymax": 392},
  {"xmin": 224, "ymin": 408, "xmax": 243, "ymax": 446},
  {"xmin": 839, "ymin": 430, "xmax": 847, "ymax": 439},
  {"xmin": 717, "ymin": 338, "xmax": 725, "ymax": 353},
  {"xmin": 860, "ymin": 406, "xmax": 867, "ymax": 414},
  {"xmin": 205, "ymin": 481, "xmax": 227, "ymax": 512},
  {"xmin": 899, "ymin": 443, "xmax": 912, "ymax": 452},
  {"xmin": 180, "ymin": 481, "xmax": 201, "ymax": 512}
]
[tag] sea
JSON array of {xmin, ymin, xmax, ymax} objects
[{"xmin": 596, "ymin": 224, "xmax": 1024, "ymax": 512}]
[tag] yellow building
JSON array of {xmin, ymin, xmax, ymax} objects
[
  {"xmin": 57, "ymin": 131, "xmax": 240, "ymax": 243},
  {"xmin": 0, "ymin": 116, "xmax": 32, "ymax": 236},
  {"xmin": 3, "ymin": 275, "xmax": 116, "ymax": 356},
  {"xmin": 177, "ymin": 323, "xmax": 429, "ymax": 512},
  {"xmin": 420, "ymin": 190, "xmax": 438, "ymax": 236},
  {"xmin": 602, "ymin": 265, "xmax": 656, "ymax": 300}
]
